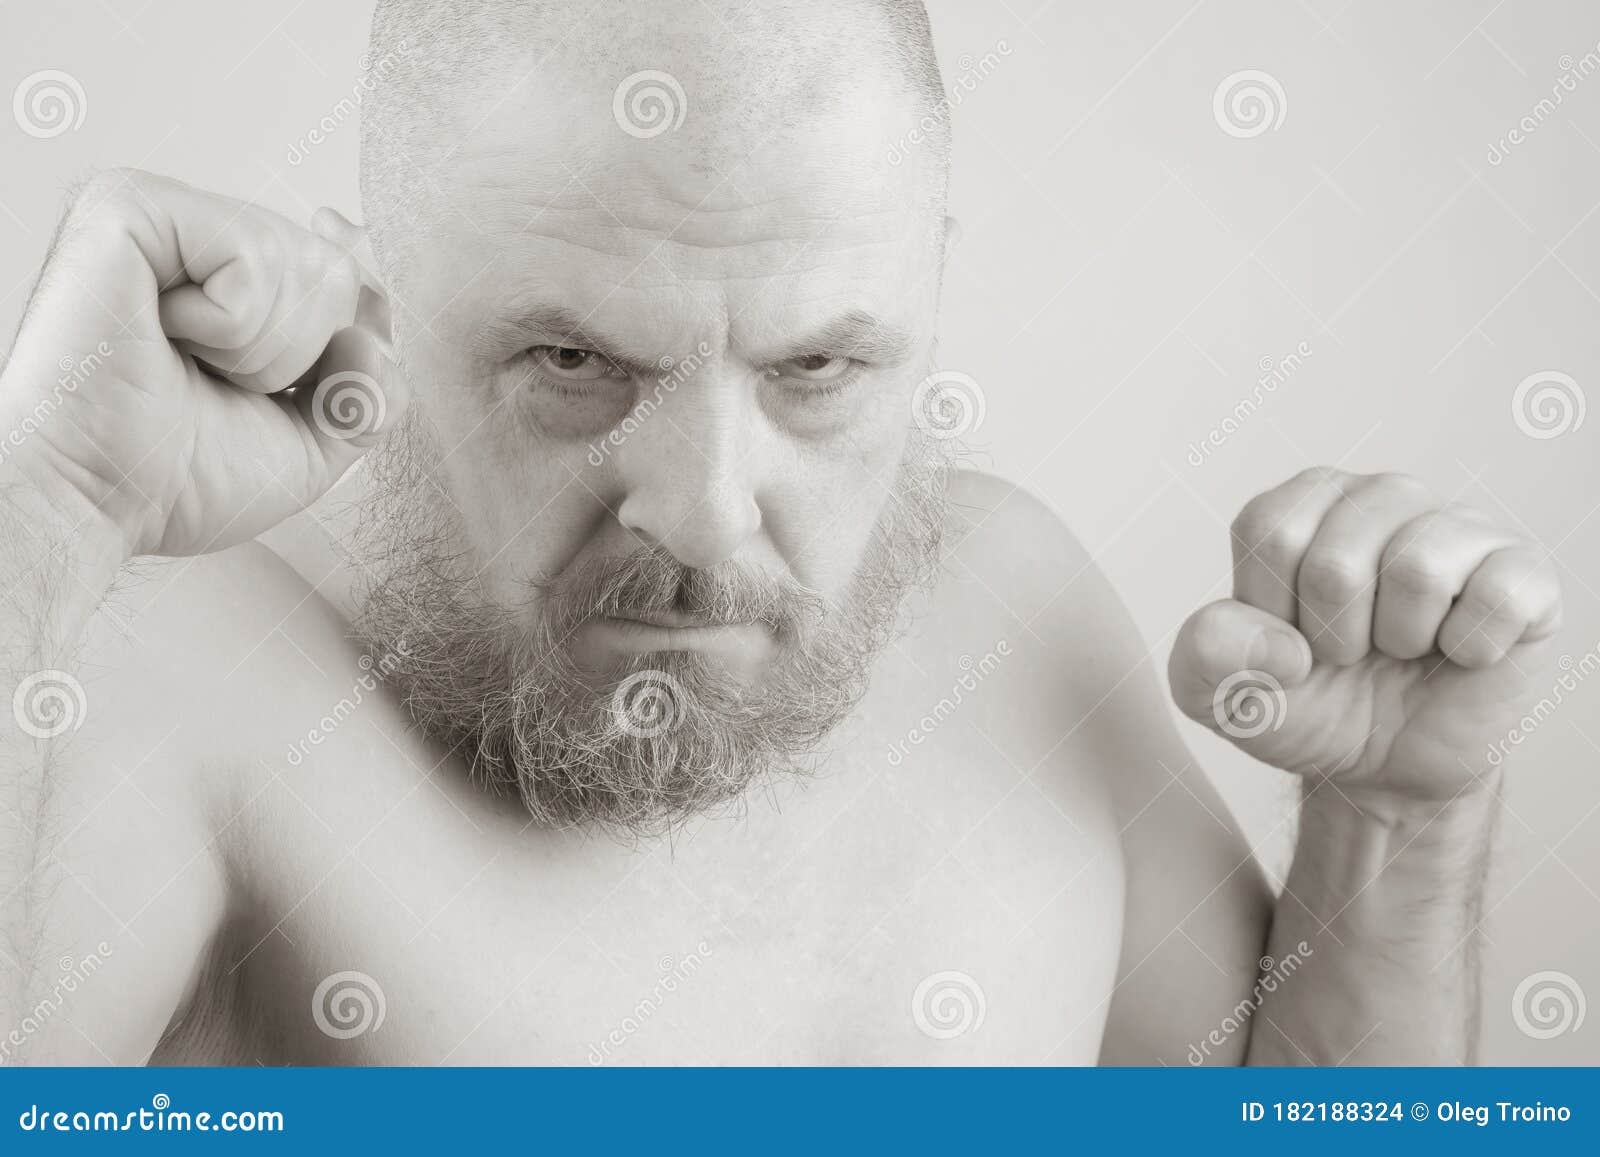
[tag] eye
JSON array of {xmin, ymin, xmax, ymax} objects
[
  {"xmin": 527, "ymin": 345, "xmax": 627, "ymax": 382},
  {"xmin": 767, "ymin": 354, "xmax": 858, "ymax": 386}
]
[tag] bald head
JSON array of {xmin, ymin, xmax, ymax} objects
[{"xmin": 358, "ymin": 0, "xmax": 950, "ymax": 281}]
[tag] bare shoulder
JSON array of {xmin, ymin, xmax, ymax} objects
[
  {"xmin": 78, "ymin": 541, "xmax": 367, "ymax": 819},
  {"xmin": 924, "ymin": 470, "xmax": 1272, "ymax": 1063},
  {"xmin": 14, "ymin": 539, "xmax": 404, "ymax": 1063},
  {"xmin": 8, "ymin": 542, "xmax": 336, "ymax": 1062},
  {"xmin": 933, "ymin": 468, "xmax": 1140, "ymax": 712},
  {"xmin": 904, "ymin": 469, "xmax": 1138, "ymax": 836}
]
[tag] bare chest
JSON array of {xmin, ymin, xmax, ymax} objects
[
  {"xmin": 191, "ymin": 744, "xmax": 1122, "ymax": 1065},
  {"xmin": 173, "ymin": 606, "xmax": 1126, "ymax": 1065}
]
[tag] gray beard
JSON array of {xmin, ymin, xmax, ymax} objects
[{"xmin": 350, "ymin": 416, "xmax": 952, "ymax": 838}]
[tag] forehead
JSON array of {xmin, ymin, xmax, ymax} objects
[{"xmin": 403, "ymin": 60, "xmax": 942, "ymax": 350}]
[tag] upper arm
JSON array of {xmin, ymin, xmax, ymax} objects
[
  {"xmin": 3, "ymin": 553, "xmax": 254, "ymax": 1065},
  {"xmin": 1070, "ymin": 542, "xmax": 1273, "ymax": 1065},
  {"xmin": 945, "ymin": 472, "xmax": 1273, "ymax": 1066}
]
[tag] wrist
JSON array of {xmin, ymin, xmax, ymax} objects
[
  {"xmin": 0, "ymin": 453, "xmax": 128, "ymax": 660},
  {"xmin": 1302, "ymin": 773, "xmax": 1501, "ymax": 846},
  {"xmin": 0, "ymin": 443, "xmax": 131, "ymax": 573},
  {"xmin": 1305, "ymin": 774, "xmax": 1504, "ymax": 838},
  {"xmin": 1290, "ymin": 779, "xmax": 1497, "ymax": 936}
]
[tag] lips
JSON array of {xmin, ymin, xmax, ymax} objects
[
  {"xmin": 605, "ymin": 608, "xmax": 753, "ymax": 630},
  {"xmin": 575, "ymin": 615, "xmax": 778, "ymax": 678}
]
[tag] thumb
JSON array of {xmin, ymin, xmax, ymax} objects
[
  {"xmin": 288, "ymin": 323, "xmax": 407, "ymax": 489},
  {"xmin": 311, "ymin": 206, "xmax": 393, "ymax": 350},
  {"xmin": 1169, "ymin": 599, "xmax": 1312, "ymax": 739},
  {"xmin": 292, "ymin": 207, "xmax": 404, "ymax": 487}
]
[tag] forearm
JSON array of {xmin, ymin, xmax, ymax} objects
[
  {"xmin": 0, "ymin": 458, "xmax": 125, "ymax": 664},
  {"xmin": 0, "ymin": 456, "xmax": 125, "ymax": 1056},
  {"xmin": 1246, "ymin": 782, "xmax": 1498, "ymax": 1065}
]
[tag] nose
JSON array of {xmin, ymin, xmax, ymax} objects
[{"xmin": 611, "ymin": 377, "xmax": 762, "ymax": 569}]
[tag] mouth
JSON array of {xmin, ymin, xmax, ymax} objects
[
  {"xmin": 573, "ymin": 611, "xmax": 779, "ymax": 676},
  {"xmin": 605, "ymin": 608, "xmax": 745, "ymax": 630}
]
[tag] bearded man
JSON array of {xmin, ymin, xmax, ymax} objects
[{"xmin": 0, "ymin": 0, "xmax": 1560, "ymax": 1065}]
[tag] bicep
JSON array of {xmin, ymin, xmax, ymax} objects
[
  {"xmin": 1068, "ymin": 577, "xmax": 1274, "ymax": 1065},
  {"xmin": 6, "ymin": 587, "xmax": 229, "ymax": 1065},
  {"xmin": 940, "ymin": 477, "xmax": 1274, "ymax": 1065},
  {"xmin": 11, "ymin": 754, "xmax": 226, "ymax": 1064},
  {"xmin": 1098, "ymin": 728, "xmax": 1274, "ymax": 1065}
]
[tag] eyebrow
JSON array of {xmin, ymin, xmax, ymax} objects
[
  {"xmin": 778, "ymin": 309, "xmax": 915, "ymax": 367},
  {"xmin": 471, "ymin": 305, "xmax": 657, "ymax": 376},
  {"xmin": 472, "ymin": 303, "xmax": 915, "ymax": 373}
]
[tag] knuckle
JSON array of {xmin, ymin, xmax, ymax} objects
[
  {"xmin": 1455, "ymin": 588, "xmax": 1514, "ymax": 630},
  {"xmin": 1298, "ymin": 549, "xmax": 1368, "ymax": 603},
  {"xmin": 1292, "ymin": 465, "xmax": 1339, "ymax": 487},
  {"xmin": 1440, "ymin": 501, "xmax": 1493, "ymax": 527},
  {"xmin": 211, "ymin": 306, "xmax": 260, "ymax": 350},
  {"xmin": 65, "ymin": 168, "xmax": 152, "ymax": 235},
  {"xmin": 1382, "ymin": 554, "xmax": 1449, "ymax": 599},
  {"xmin": 1541, "ymin": 562, "xmax": 1563, "ymax": 605},
  {"xmin": 244, "ymin": 225, "xmax": 286, "ymax": 285},
  {"xmin": 1367, "ymin": 469, "xmax": 1428, "ymax": 497},
  {"xmin": 1230, "ymin": 499, "xmax": 1281, "ymax": 550},
  {"xmin": 1443, "ymin": 630, "xmax": 1499, "ymax": 667},
  {"xmin": 1250, "ymin": 528, "xmax": 1306, "ymax": 572}
]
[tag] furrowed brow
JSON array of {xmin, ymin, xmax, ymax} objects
[
  {"xmin": 470, "ymin": 304, "xmax": 655, "ymax": 374},
  {"xmin": 781, "ymin": 309, "xmax": 915, "ymax": 366}
]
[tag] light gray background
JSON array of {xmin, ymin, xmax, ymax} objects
[{"xmin": 2, "ymin": 0, "xmax": 1595, "ymax": 1064}]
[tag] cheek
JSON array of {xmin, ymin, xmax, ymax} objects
[
  {"xmin": 521, "ymin": 380, "xmax": 637, "ymax": 442},
  {"xmin": 403, "ymin": 353, "xmax": 616, "ymax": 599},
  {"xmin": 425, "ymin": 445, "xmax": 598, "ymax": 605},
  {"xmin": 765, "ymin": 393, "xmax": 911, "ymax": 594}
]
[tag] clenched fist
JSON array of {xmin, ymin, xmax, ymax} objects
[
  {"xmin": 0, "ymin": 168, "xmax": 406, "ymax": 558},
  {"xmin": 1170, "ymin": 468, "xmax": 1562, "ymax": 802}
]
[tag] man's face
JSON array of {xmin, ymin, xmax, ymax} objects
[{"xmin": 357, "ymin": 58, "xmax": 950, "ymax": 831}]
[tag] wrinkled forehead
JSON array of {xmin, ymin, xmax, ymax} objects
[{"xmin": 384, "ymin": 59, "xmax": 945, "ymax": 351}]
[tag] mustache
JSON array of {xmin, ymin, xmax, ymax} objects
[{"xmin": 534, "ymin": 546, "xmax": 826, "ymax": 637}]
